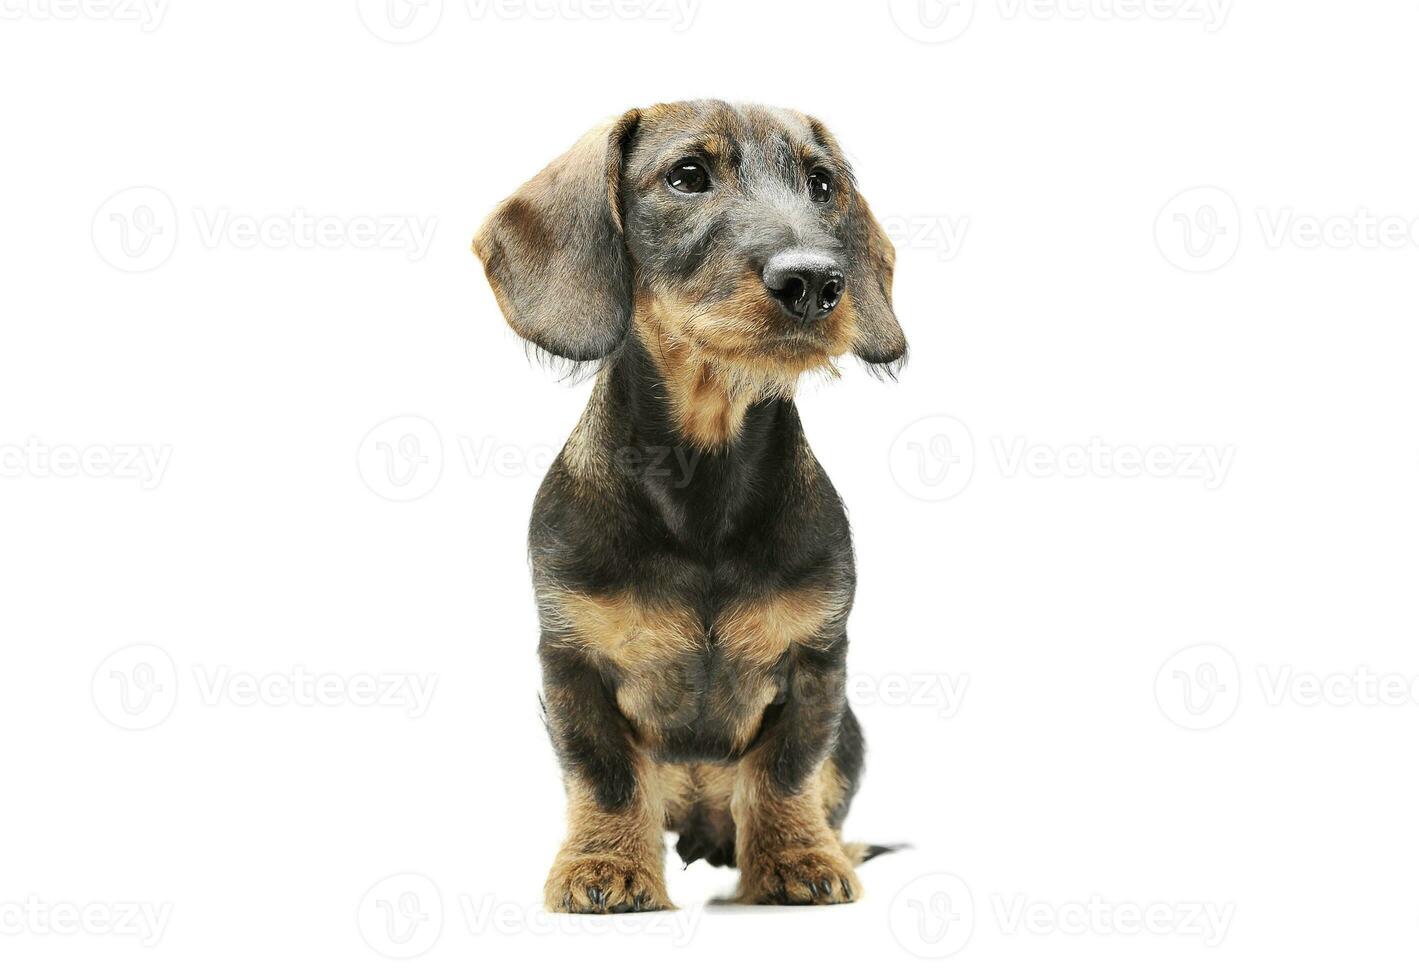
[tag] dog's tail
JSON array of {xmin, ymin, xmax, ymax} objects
[{"xmin": 843, "ymin": 841, "xmax": 910, "ymax": 865}]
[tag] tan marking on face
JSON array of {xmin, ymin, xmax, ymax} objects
[
  {"xmin": 656, "ymin": 341, "xmax": 755, "ymax": 451},
  {"xmin": 633, "ymin": 276, "xmax": 857, "ymax": 449},
  {"xmin": 631, "ymin": 288, "xmax": 757, "ymax": 450},
  {"xmin": 715, "ymin": 586, "xmax": 850, "ymax": 668}
]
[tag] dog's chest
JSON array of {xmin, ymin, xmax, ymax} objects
[{"xmin": 550, "ymin": 582, "xmax": 846, "ymax": 759}]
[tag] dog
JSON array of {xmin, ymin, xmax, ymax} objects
[{"xmin": 473, "ymin": 100, "xmax": 906, "ymax": 912}]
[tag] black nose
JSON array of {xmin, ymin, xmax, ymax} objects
[{"xmin": 762, "ymin": 251, "xmax": 845, "ymax": 321}]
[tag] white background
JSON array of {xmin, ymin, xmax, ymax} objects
[{"xmin": 2, "ymin": 0, "xmax": 1416, "ymax": 975}]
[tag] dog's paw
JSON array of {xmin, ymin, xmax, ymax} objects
[
  {"xmin": 545, "ymin": 852, "xmax": 673, "ymax": 914},
  {"xmin": 737, "ymin": 845, "xmax": 861, "ymax": 905}
]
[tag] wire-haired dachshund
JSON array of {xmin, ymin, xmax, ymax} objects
[{"xmin": 473, "ymin": 100, "xmax": 906, "ymax": 913}]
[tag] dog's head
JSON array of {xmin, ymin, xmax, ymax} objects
[{"xmin": 474, "ymin": 101, "xmax": 905, "ymax": 384}]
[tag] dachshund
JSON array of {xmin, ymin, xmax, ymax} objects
[{"xmin": 473, "ymin": 100, "xmax": 906, "ymax": 912}]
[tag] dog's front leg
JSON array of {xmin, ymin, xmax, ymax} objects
[
  {"xmin": 732, "ymin": 642, "xmax": 860, "ymax": 905},
  {"xmin": 540, "ymin": 642, "xmax": 672, "ymax": 913}
]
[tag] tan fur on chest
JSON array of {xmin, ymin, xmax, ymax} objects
[
  {"xmin": 547, "ymin": 589, "xmax": 701, "ymax": 668},
  {"xmin": 547, "ymin": 586, "xmax": 847, "ymax": 666},
  {"xmin": 545, "ymin": 585, "xmax": 849, "ymax": 754}
]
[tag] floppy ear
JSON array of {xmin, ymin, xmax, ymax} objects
[
  {"xmin": 846, "ymin": 190, "xmax": 908, "ymax": 369},
  {"xmin": 473, "ymin": 109, "xmax": 641, "ymax": 362}
]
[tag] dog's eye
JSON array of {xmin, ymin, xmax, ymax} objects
[
  {"xmin": 807, "ymin": 169, "xmax": 833, "ymax": 203},
  {"xmin": 666, "ymin": 158, "xmax": 711, "ymax": 194}
]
